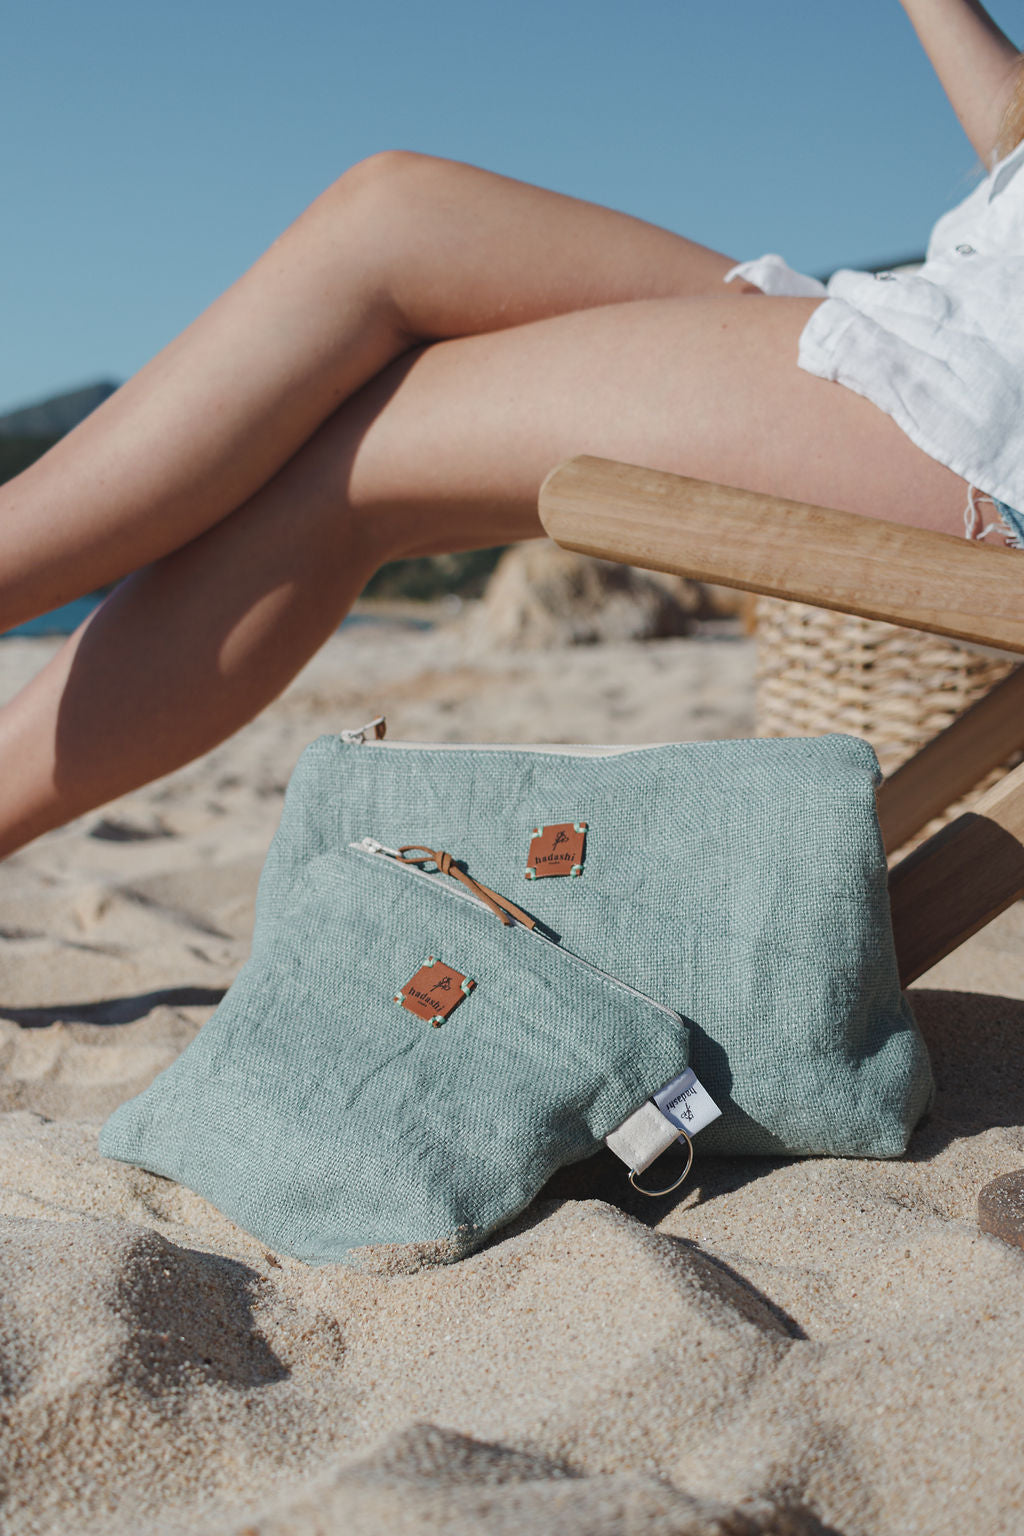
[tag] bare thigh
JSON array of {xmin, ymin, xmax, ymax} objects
[
  {"xmin": 0, "ymin": 153, "xmax": 751, "ymax": 624},
  {"xmin": 294, "ymin": 291, "xmax": 971, "ymax": 561}
]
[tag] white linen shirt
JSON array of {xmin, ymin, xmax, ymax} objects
[{"xmin": 725, "ymin": 139, "xmax": 1024, "ymax": 509}]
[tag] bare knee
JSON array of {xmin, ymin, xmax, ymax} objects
[
  {"xmin": 312, "ymin": 151, "xmax": 488, "ymax": 339},
  {"xmin": 334, "ymin": 148, "xmax": 444, "ymax": 192},
  {"xmin": 322, "ymin": 148, "xmax": 462, "ymax": 233}
]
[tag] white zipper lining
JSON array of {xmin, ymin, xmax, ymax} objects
[{"xmin": 343, "ymin": 737, "xmax": 669, "ymax": 758}]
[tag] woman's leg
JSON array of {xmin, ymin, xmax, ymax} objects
[
  {"xmin": 0, "ymin": 290, "xmax": 970, "ymax": 858},
  {"xmin": 0, "ymin": 152, "xmax": 743, "ymax": 629}
]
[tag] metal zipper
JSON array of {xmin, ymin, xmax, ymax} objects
[
  {"xmin": 367, "ymin": 741, "xmax": 664, "ymax": 756},
  {"xmin": 348, "ymin": 837, "xmax": 684, "ymax": 1028},
  {"xmin": 338, "ymin": 716, "xmax": 665, "ymax": 757}
]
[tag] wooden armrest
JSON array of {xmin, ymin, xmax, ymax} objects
[{"xmin": 539, "ymin": 456, "xmax": 1024, "ymax": 654}]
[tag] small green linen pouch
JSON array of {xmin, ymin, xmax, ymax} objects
[
  {"xmin": 99, "ymin": 814, "xmax": 689, "ymax": 1267},
  {"xmin": 100, "ymin": 725, "xmax": 932, "ymax": 1267}
]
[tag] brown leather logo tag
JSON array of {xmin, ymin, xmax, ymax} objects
[
  {"xmin": 395, "ymin": 956, "xmax": 475, "ymax": 1027},
  {"xmin": 525, "ymin": 821, "xmax": 587, "ymax": 879}
]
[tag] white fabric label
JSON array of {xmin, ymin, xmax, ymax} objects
[{"xmin": 653, "ymin": 1069, "xmax": 722, "ymax": 1136}]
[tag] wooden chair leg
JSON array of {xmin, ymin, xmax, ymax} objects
[
  {"xmin": 889, "ymin": 758, "xmax": 1024, "ymax": 985},
  {"xmin": 876, "ymin": 665, "xmax": 1024, "ymax": 854}
]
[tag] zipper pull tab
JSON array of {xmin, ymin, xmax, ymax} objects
[
  {"xmin": 354, "ymin": 835, "xmax": 404, "ymax": 858},
  {"xmin": 340, "ymin": 716, "xmax": 387, "ymax": 745},
  {"xmin": 395, "ymin": 845, "xmax": 537, "ymax": 930}
]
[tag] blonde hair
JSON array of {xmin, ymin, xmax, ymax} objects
[{"xmin": 994, "ymin": 55, "xmax": 1024, "ymax": 163}]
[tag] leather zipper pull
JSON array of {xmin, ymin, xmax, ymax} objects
[{"xmin": 396, "ymin": 846, "xmax": 537, "ymax": 930}]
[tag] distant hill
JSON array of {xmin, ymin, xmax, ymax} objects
[
  {"xmin": 0, "ymin": 434, "xmax": 62, "ymax": 485},
  {"xmin": 0, "ymin": 380, "xmax": 122, "ymax": 488},
  {"xmin": 0, "ymin": 380, "xmax": 119, "ymax": 440}
]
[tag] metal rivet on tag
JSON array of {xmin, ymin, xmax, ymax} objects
[
  {"xmin": 525, "ymin": 821, "xmax": 587, "ymax": 879},
  {"xmin": 394, "ymin": 955, "xmax": 475, "ymax": 1026}
]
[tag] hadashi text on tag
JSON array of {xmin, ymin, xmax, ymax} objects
[
  {"xmin": 526, "ymin": 821, "xmax": 587, "ymax": 879},
  {"xmin": 395, "ymin": 956, "xmax": 475, "ymax": 1026}
]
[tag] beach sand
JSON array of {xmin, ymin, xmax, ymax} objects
[{"xmin": 2, "ymin": 607, "xmax": 1022, "ymax": 1536}]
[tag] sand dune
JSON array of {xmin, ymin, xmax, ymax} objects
[{"xmin": 2, "ymin": 612, "xmax": 1023, "ymax": 1535}]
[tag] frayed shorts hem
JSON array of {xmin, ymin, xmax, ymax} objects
[
  {"xmin": 991, "ymin": 499, "xmax": 1024, "ymax": 549},
  {"xmin": 964, "ymin": 486, "xmax": 1024, "ymax": 549}
]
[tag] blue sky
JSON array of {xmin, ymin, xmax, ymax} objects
[{"xmin": 2, "ymin": 0, "xmax": 1020, "ymax": 414}]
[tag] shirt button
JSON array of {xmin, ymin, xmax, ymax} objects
[{"xmin": 956, "ymin": 243, "xmax": 976, "ymax": 255}]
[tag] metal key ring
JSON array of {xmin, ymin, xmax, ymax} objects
[{"xmin": 628, "ymin": 1131, "xmax": 694, "ymax": 1197}]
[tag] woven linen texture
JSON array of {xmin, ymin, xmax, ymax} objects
[{"xmin": 99, "ymin": 730, "xmax": 932, "ymax": 1266}]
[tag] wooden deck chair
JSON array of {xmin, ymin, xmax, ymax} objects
[{"xmin": 538, "ymin": 455, "xmax": 1024, "ymax": 989}]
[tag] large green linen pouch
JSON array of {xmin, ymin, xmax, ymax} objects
[{"xmin": 99, "ymin": 726, "xmax": 932, "ymax": 1267}]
